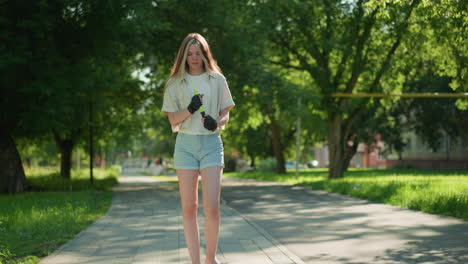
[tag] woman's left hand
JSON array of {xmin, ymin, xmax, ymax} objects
[{"xmin": 202, "ymin": 115, "xmax": 218, "ymax": 131}]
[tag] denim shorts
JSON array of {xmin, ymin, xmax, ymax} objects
[{"xmin": 174, "ymin": 132, "xmax": 224, "ymax": 170}]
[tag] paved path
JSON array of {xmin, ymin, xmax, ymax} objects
[
  {"xmin": 40, "ymin": 175, "xmax": 303, "ymax": 264},
  {"xmin": 221, "ymin": 177, "xmax": 468, "ymax": 264},
  {"xmin": 39, "ymin": 174, "xmax": 468, "ymax": 264}
]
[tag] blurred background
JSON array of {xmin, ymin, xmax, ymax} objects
[{"xmin": 1, "ymin": 0, "xmax": 467, "ymax": 192}]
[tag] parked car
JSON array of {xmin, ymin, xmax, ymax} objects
[
  {"xmin": 307, "ymin": 160, "xmax": 319, "ymax": 168},
  {"xmin": 285, "ymin": 161, "xmax": 305, "ymax": 169}
]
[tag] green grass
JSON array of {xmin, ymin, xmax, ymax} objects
[
  {"xmin": 151, "ymin": 175, "xmax": 179, "ymax": 183},
  {"xmin": 225, "ymin": 168, "xmax": 468, "ymax": 221},
  {"xmin": 25, "ymin": 166, "xmax": 120, "ymax": 191},
  {"xmin": 0, "ymin": 167, "xmax": 119, "ymax": 264}
]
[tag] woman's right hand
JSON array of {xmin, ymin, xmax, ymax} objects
[{"xmin": 187, "ymin": 94, "xmax": 203, "ymax": 114}]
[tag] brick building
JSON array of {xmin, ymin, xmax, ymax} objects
[{"xmin": 314, "ymin": 132, "xmax": 468, "ymax": 169}]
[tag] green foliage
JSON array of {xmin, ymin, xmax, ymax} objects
[
  {"xmin": 405, "ymin": 75, "xmax": 467, "ymax": 151},
  {"xmin": 130, "ymin": 0, "xmax": 466, "ymax": 175},
  {"xmin": 0, "ymin": 0, "xmax": 165, "ymax": 182},
  {"xmin": 0, "ymin": 252, "xmax": 40, "ymax": 264},
  {"xmin": 16, "ymin": 138, "xmax": 60, "ymax": 167},
  {"xmin": 0, "ymin": 191, "xmax": 112, "ymax": 262},
  {"xmin": 420, "ymin": 0, "xmax": 467, "ymax": 93},
  {"xmin": 256, "ymin": 157, "xmax": 277, "ymax": 173},
  {"xmin": 2, "ymin": 0, "xmax": 466, "ymax": 181},
  {"xmin": 225, "ymin": 169, "xmax": 468, "ymax": 220},
  {"xmin": 382, "ymin": 67, "xmax": 468, "ymax": 153},
  {"xmin": 0, "ymin": 167, "xmax": 117, "ymax": 262},
  {"xmin": 241, "ymin": 0, "xmax": 467, "ymax": 177},
  {"xmin": 0, "ymin": 247, "xmax": 15, "ymax": 263}
]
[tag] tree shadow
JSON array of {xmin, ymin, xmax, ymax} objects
[
  {"xmin": 41, "ymin": 178, "xmax": 297, "ymax": 263},
  {"xmin": 221, "ymin": 177, "xmax": 468, "ymax": 263}
]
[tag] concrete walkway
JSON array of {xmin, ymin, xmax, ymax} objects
[
  {"xmin": 221, "ymin": 177, "xmax": 468, "ymax": 264},
  {"xmin": 40, "ymin": 175, "xmax": 304, "ymax": 264},
  {"xmin": 39, "ymin": 174, "xmax": 468, "ymax": 264}
]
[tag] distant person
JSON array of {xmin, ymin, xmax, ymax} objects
[{"xmin": 161, "ymin": 33, "xmax": 235, "ymax": 264}]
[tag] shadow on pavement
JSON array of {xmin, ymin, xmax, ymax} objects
[{"xmin": 221, "ymin": 177, "xmax": 468, "ymax": 264}]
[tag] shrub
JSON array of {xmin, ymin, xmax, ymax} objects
[{"xmin": 257, "ymin": 157, "xmax": 277, "ymax": 172}]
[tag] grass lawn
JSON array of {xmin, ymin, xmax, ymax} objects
[
  {"xmin": 0, "ymin": 167, "xmax": 119, "ymax": 264},
  {"xmin": 224, "ymin": 168, "xmax": 468, "ymax": 221},
  {"xmin": 25, "ymin": 166, "xmax": 120, "ymax": 191},
  {"xmin": 151, "ymin": 175, "xmax": 179, "ymax": 183}
]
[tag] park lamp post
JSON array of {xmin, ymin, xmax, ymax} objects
[
  {"xmin": 88, "ymin": 99, "xmax": 94, "ymax": 185},
  {"xmin": 295, "ymin": 96, "xmax": 301, "ymax": 179}
]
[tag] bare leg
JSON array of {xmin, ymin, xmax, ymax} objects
[
  {"xmin": 177, "ymin": 169, "xmax": 201, "ymax": 264},
  {"xmin": 200, "ymin": 166, "xmax": 223, "ymax": 264}
]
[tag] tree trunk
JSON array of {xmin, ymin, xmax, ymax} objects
[
  {"xmin": 248, "ymin": 151, "xmax": 255, "ymax": 168},
  {"xmin": 54, "ymin": 134, "xmax": 75, "ymax": 179},
  {"xmin": 269, "ymin": 117, "xmax": 286, "ymax": 174},
  {"xmin": 328, "ymin": 114, "xmax": 346, "ymax": 178},
  {"xmin": 0, "ymin": 133, "xmax": 28, "ymax": 193},
  {"xmin": 100, "ymin": 145, "xmax": 106, "ymax": 169},
  {"xmin": 343, "ymin": 142, "xmax": 358, "ymax": 172},
  {"xmin": 328, "ymin": 114, "xmax": 359, "ymax": 178}
]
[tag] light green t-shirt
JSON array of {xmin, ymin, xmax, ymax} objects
[{"xmin": 161, "ymin": 71, "xmax": 235, "ymax": 134}]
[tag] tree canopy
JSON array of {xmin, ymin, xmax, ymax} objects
[{"xmin": 1, "ymin": 0, "xmax": 466, "ymax": 193}]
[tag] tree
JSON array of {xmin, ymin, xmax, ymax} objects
[
  {"xmin": 204, "ymin": 1, "xmax": 311, "ymax": 174},
  {"xmin": 421, "ymin": 0, "xmax": 467, "ymax": 98},
  {"xmin": 224, "ymin": 70, "xmax": 300, "ymax": 174},
  {"xmin": 399, "ymin": 72, "xmax": 468, "ymax": 154},
  {"xmin": 366, "ymin": 0, "xmax": 468, "ymax": 161},
  {"xmin": 144, "ymin": 0, "xmax": 301, "ymax": 172},
  {"xmin": 0, "ymin": 0, "xmax": 60, "ymax": 192},
  {"xmin": 0, "ymin": 0, "xmax": 160, "ymax": 192},
  {"xmin": 251, "ymin": 0, "xmax": 431, "ymax": 178}
]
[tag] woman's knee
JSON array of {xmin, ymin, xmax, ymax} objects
[
  {"xmin": 203, "ymin": 203, "xmax": 220, "ymax": 219},
  {"xmin": 182, "ymin": 201, "xmax": 198, "ymax": 217}
]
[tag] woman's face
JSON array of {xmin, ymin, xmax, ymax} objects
[{"xmin": 186, "ymin": 44, "xmax": 204, "ymax": 73}]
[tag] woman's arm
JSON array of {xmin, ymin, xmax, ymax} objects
[
  {"xmin": 217, "ymin": 106, "xmax": 233, "ymax": 129},
  {"xmin": 165, "ymin": 94, "xmax": 203, "ymax": 127},
  {"xmin": 165, "ymin": 109, "xmax": 191, "ymax": 127}
]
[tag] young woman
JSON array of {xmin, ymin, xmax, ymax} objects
[{"xmin": 161, "ymin": 33, "xmax": 235, "ymax": 264}]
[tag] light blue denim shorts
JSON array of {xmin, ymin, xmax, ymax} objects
[{"xmin": 174, "ymin": 132, "xmax": 224, "ymax": 170}]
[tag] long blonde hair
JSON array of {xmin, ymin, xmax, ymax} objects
[{"xmin": 167, "ymin": 33, "xmax": 222, "ymax": 82}]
